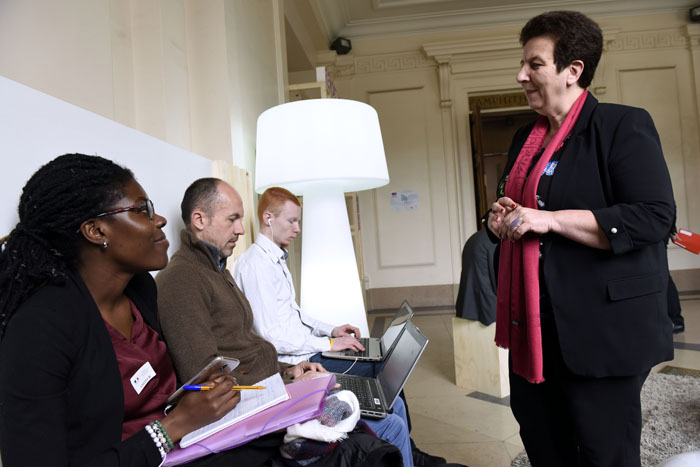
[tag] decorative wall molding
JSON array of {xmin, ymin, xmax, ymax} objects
[
  {"xmin": 685, "ymin": 24, "xmax": 700, "ymax": 48},
  {"xmin": 323, "ymin": 51, "xmax": 434, "ymax": 79},
  {"xmin": 607, "ymin": 29, "xmax": 688, "ymax": 52},
  {"xmin": 468, "ymin": 92, "xmax": 528, "ymax": 111},
  {"xmin": 437, "ymin": 62, "xmax": 452, "ymax": 108},
  {"xmin": 356, "ymin": 52, "xmax": 432, "ymax": 73},
  {"xmin": 324, "ymin": 27, "xmax": 686, "ymax": 81}
]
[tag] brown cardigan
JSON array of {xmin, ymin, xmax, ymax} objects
[{"xmin": 156, "ymin": 229, "xmax": 291, "ymax": 386}]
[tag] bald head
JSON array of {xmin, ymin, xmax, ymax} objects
[
  {"xmin": 183, "ymin": 178, "xmax": 245, "ymax": 258},
  {"xmin": 181, "ymin": 177, "xmax": 221, "ymax": 227}
]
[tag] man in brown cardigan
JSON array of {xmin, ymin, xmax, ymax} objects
[
  {"xmin": 156, "ymin": 178, "xmax": 325, "ymax": 385},
  {"xmin": 157, "ymin": 178, "xmax": 450, "ymax": 467}
]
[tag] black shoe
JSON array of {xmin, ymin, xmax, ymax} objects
[
  {"xmin": 673, "ymin": 322, "xmax": 685, "ymax": 334},
  {"xmin": 412, "ymin": 447, "xmax": 447, "ymax": 465}
]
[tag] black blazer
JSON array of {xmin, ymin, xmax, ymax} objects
[
  {"xmin": 0, "ymin": 272, "xmax": 163, "ymax": 466},
  {"xmin": 498, "ymin": 93, "xmax": 675, "ymax": 377}
]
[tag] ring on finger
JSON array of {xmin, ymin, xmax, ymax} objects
[{"xmin": 509, "ymin": 217, "xmax": 523, "ymax": 230}]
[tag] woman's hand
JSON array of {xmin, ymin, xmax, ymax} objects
[
  {"xmin": 490, "ymin": 198, "xmax": 610, "ymax": 249},
  {"xmin": 159, "ymin": 372, "xmax": 241, "ymax": 443},
  {"xmin": 488, "ymin": 197, "xmax": 554, "ymax": 241},
  {"xmin": 501, "ymin": 205, "xmax": 555, "ymax": 242},
  {"xmin": 487, "ymin": 197, "xmax": 518, "ymax": 238}
]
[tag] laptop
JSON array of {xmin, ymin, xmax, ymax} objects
[
  {"xmin": 322, "ymin": 300, "xmax": 415, "ymax": 362},
  {"xmin": 334, "ymin": 320, "xmax": 428, "ymax": 419}
]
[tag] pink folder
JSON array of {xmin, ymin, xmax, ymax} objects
[{"xmin": 164, "ymin": 374, "xmax": 336, "ymax": 466}]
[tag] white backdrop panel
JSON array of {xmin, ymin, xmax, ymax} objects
[{"xmin": 0, "ymin": 75, "xmax": 213, "ymax": 255}]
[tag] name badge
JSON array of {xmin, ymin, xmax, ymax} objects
[{"xmin": 130, "ymin": 361, "xmax": 156, "ymax": 395}]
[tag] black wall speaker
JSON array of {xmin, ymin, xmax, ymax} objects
[
  {"xmin": 330, "ymin": 37, "xmax": 352, "ymax": 55},
  {"xmin": 690, "ymin": 6, "xmax": 700, "ymax": 22}
]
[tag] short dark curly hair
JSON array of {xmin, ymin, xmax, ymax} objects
[{"xmin": 520, "ymin": 11, "xmax": 603, "ymax": 89}]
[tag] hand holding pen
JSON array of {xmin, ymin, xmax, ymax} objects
[{"xmin": 159, "ymin": 372, "xmax": 241, "ymax": 443}]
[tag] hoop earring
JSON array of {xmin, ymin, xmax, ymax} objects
[{"xmin": 102, "ymin": 240, "xmax": 108, "ymax": 250}]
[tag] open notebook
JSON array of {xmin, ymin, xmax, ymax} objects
[{"xmin": 179, "ymin": 373, "xmax": 289, "ymax": 448}]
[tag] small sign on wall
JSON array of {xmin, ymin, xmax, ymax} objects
[{"xmin": 390, "ymin": 190, "xmax": 418, "ymax": 211}]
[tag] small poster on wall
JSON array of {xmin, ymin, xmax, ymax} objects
[{"xmin": 390, "ymin": 190, "xmax": 418, "ymax": 211}]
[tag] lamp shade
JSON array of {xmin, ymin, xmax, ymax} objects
[
  {"xmin": 255, "ymin": 99, "xmax": 388, "ymax": 194},
  {"xmin": 254, "ymin": 98, "xmax": 390, "ymax": 336}
]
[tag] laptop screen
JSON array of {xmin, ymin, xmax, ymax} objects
[
  {"xmin": 379, "ymin": 301, "xmax": 413, "ymax": 353},
  {"xmin": 377, "ymin": 320, "xmax": 428, "ymax": 409}
]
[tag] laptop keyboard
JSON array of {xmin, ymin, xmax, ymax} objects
[
  {"xmin": 345, "ymin": 347, "xmax": 370, "ymax": 358},
  {"xmin": 343, "ymin": 337, "xmax": 371, "ymax": 358},
  {"xmin": 335, "ymin": 374, "xmax": 374, "ymax": 408}
]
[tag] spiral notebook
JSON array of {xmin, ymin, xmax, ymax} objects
[
  {"xmin": 179, "ymin": 373, "xmax": 289, "ymax": 448},
  {"xmin": 164, "ymin": 374, "xmax": 335, "ymax": 466}
]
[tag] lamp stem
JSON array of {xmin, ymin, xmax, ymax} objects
[{"xmin": 299, "ymin": 185, "xmax": 369, "ymax": 336}]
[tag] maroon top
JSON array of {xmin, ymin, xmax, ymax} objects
[{"xmin": 105, "ymin": 300, "xmax": 177, "ymax": 440}]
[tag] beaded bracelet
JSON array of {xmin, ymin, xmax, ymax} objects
[
  {"xmin": 154, "ymin": 420, "xmax": 175, "ymax": 452},
  {"xmin": 145, "ymin": 420, "xmax": 174, "ymax": 460},
  {"xmin": 145, "ymin": 423, "xmax": 167, "ymax": 459}
]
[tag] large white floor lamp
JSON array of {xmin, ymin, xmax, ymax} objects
[{"xmin": 255, "ymin": 99, "xmax": 389, "ymax": 335}]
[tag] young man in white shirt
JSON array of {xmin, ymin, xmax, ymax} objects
[
  {"xmin": 232, "ymin": 187, "xmax": 372, "ymax": 374},
  {"xmin": 233, "ymin": 187, "xmax": 448, "ymax": 467}
]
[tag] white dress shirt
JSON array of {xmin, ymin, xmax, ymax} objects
[{"xmin": 232, "ymin": 234, "xmax": 335, "ymax": 364}]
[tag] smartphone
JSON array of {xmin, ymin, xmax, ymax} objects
[{"xmin": 167, "ymin": 356, "xmax": 240, "ymax": 405}]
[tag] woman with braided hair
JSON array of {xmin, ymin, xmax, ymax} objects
[{"xmin": 0, "ymin": 154, "xmax": 280, "ymax": 466}]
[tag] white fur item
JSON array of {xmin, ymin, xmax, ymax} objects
[{"xmin": 283, "ymin": 390, "xmax": 361, "ymax": 443}]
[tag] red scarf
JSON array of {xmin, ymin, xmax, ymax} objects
[{"xmin": 495, "ymin": 90, "xmax": 588, "ymax": 384}]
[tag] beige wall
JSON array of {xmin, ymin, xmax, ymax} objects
[
  {"xmin": 0, "ymin": 1, "xmax": 116, "ymax": 120},
  {"xmin": 333, "ymin": 66, "xmax": 459, "ymax": 290},
  {"xmin": 322, "ymin": 10, "xmax": 700, "ymax": 296},
  {"xmin": 0, "ymin": 0, "xmax": 286, "ymax": 179}
]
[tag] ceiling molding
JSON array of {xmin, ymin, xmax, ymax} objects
[
  {"xmin": 313, "ymin": 0, "xmax": 697, "ymax": 41},
  {"xmin": 371, "ymin": 0, "xmax": 457, "ymax": 10},
  {"xmin": 422, "ymin": 26, "xmax": 621, "ymax": 64},
  {"xmin": 423, "ymin": 36, "xmax": 520, "ymax": 61}
]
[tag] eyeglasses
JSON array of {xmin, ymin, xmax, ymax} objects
[{"xmin": 95, "ymin": 199, "xmax": 155, "ymax": 220}]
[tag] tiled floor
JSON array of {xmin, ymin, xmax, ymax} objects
[{"xmin": 369, "ymin": 292, "xmax": 700, "ymax": 467}]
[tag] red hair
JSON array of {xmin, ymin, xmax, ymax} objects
[{"xmin": 258, "ymin": 187, "xmax": 300, "ymax": 224}]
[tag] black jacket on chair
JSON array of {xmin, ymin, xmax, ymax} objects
[{"xmin": 496, "ymin": 93, "xmax": 675, "ymax": 378}]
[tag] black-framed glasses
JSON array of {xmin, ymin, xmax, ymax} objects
[{"xmin": 95, "ymin": 199, "xmax": 155, "ymax": 220}]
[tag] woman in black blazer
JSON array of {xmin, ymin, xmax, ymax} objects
[
  {"xmin": 0, "ymin": 154, "xmax": 274, "ymax": 466},
  {"xmin": 484, "ymin": 11, "xmax": 675, "ymax": 467}
]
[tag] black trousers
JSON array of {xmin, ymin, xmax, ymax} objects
[{"xmin": 509, "ymin": 318, "xmax": 649, "ymax": 467}]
